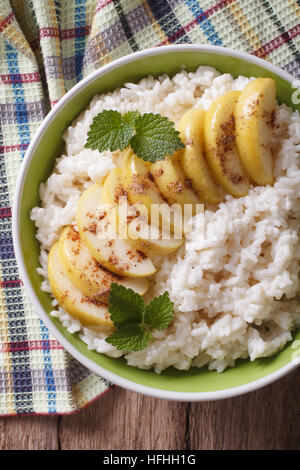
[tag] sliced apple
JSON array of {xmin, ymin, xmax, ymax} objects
[
  {"xmin": 102, "ymin": 167, "xmax": 128, "ymax": 207},
  {"xmin": 235, "ymin": 78, "xmax": 275, "ymax": 185},
  {"xmin": 126, "ymin": 217, "xmax": 184, "ymax": 255},
  {"xmin": 121, "ymin": 150, "xmax": 184, "ymax": 236},
  {"xmin": 102, "ymin": 168, "xmax": 184, "ymax": 255},
  {"xmin": 102, "ymin": 167, "xmax": 141, "ymax": 236},
  {"xmin": 121, "ymin": 150, "xmax": 166, "ymax": 217},
  {"xmin": 59, "ymin": 225, "xmax": 149, "ymax": 302},
  {"xmin": 76, "ymin": 183, "xmax": 156, "ymax": 277},
  {"xmin": 177, "ymin": 108, "xmax": 224, "ymax": 204},
  {"xmin": 151, "ymin": 153, "xmax": 201, "ymax": 210},
  {"xmin": 48, "ymin": 242, "xmax": 113, "ymax": 327},
  {"xmin": 203, "ymin": 90, "xmax": 250, "ymax": 197}
]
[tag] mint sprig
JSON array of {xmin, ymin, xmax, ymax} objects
[
  {"xmin": 85, "ymin": 110, "xmax": 184, "ymax": 162},
  {"xmin": 108, "ymin": 283, "xmax": 145, "ymax": 326},
  {"xmin": 85, "ymin": 110, "xmax": 135, "ymax": 152},
  {"xmin": 105, "ymin": 284, "xmax": 174, "ymax": 352},
  {"xmin": 106, "ymin": 323, "xmax": 153, "ymax": 352},
  {"xmin": 130, "ymin": 113, "xmax": 185, "ymax": 162},
  {"xmin": 144, "ymin": 291, "xmax": 175, "ymax": 330}
]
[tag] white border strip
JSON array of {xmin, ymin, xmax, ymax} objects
[{"xmin": 12, "ymin": 45, "xmax": 299, "ymax": 401}]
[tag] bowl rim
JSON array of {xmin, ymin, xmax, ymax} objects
[{"xmin": 12, "ymin": 44, "xmax": 299, "ymax": 402}]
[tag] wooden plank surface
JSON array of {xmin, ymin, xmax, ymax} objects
[
  {"xmin": 0, "ymin": 415, "xmax": 59, "ymax": 450},
  {"xmin": 0, "ymin": 368, "xmax": 299, "ymax": 450}
]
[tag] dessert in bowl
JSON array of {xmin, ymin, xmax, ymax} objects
[{"xmin": 13, "ymin": 45, "xmax": 300, "ymax": 400}]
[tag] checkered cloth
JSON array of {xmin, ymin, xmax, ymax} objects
[{"xmin": 0, "ymin": 0, "xmax": 299, "ymax": 415}]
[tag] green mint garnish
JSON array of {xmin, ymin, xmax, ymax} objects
[
  {"xmin": 130, "ymin": 113, "xmax": 185, "ymax": 162},
  {"xmin": 105, "ymin": 283, "xmax": 175, "ymax": 352},
  {"xmin": 122, "ymin": 110, "xmax": 141, "ymax": 128},
  {"xmin": 144, "ymin": 291, "xmax": 175, "ymax": 330},
  {"xmin": 85, "ymin": 110, "xmax": 136, "ymax": 152},
  {"xmin": 106, "ymin": 323, "xmax": 153, "ymax": 352},
  {"xmin": 85, "ymin": 110, "xmax": 184, "ymax": 162},
  {"xmin": 108, "ymin": 283, "xmax": 145, "ymax": 326}
]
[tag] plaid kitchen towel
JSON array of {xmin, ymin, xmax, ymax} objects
[{"xmin": 0, "ymin": 0, "xmax": 300, "ymax": 415}]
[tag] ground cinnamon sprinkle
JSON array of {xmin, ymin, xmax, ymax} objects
[
  {"xmin": 125, "ymin": 248, "xmax": 146, "ymax": 261},
  {"xmin": 72, "ymin": 247, "xmax": 80, "ymax": 255},
  {"xmin": 103, "ymin": 220, "xmax": 110, "ymax": 231},
  {"xmin": 185, "ymin": 178, "xmax": 193, "ymax": 188},
  {"xmin": 167, "ymin": 180, "xmax": 185, "ymax": 193},
  {"xmin": 215, "ymin": 114, "xmax": 247, "ymax": 185},
  {"xmin": 108, "ymin": 253, "xmax": 119, "ymax": 265},
  {"xmin": 230, "ymin": 174, "xmax": 243, "ymax": 184},
  {"xmin": 149, "ymin": 168, "xmax": 164, "ymax": 181},
  {"xmin": 263, "ymin": 109, "xmax": 275, "ymax": 128},
  {"xmin": 129, "ymin": 180, "xmax": 148, "ymax": 195},
  {"xmin": 61, "ymin": 290, "xmax": 69, "ymax": 303},
  {"xmin": 126, "ymin": 249, "xmax": 135, "ymax": 260},
  {"xmin": 114, "ymin": 184, "xmax": 127, "ymax": 204},
  {"xmin": 137, "ymin": 250, "xmax": 147, "ymax": 259},
  {"xmin": 82, "ymin": 296, "xmax": 106, "ymax": 307},
  {"xmin": 219, "ymin": 115, "xmax": 236, "ymax": 152},
  {"xmin": 248, "ymin": 98, "xmax": 260, "ymax": 116},
  {"xmin": 98, "ymin": 211, "xmax": 106, "ymax": 221},
  {"xmin": 68, "ymin": 227, "xmax": 80, "ymax": 242},
  {"xmin": 87, "ymin": 222, "xmax": 97, "ymax": 233}
]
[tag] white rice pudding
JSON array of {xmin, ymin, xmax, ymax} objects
[{"xmin": 31, "ymin": 66, "xmax": 300, "ymax": 373}]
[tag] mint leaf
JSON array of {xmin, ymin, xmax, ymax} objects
[
  {"xmin": 85, "ymin": 110, "xmax": 135, "ymax": 152},
  {"xmin": 144, "ymin": 291, "xmax": 174, "ymax": 330},
  {"xmin": 106, "ymin": 284, "xmax": 175, "ymax": 352},
  {"xmin": 123, "ymin": 110, "xmax": 141, "ymax": 127},
  {"xmin": 85, "ymin": 110, "xmax": 185, "ymax": 162},
  {"xmin": 130, "ymin": 113, "xmax": 185, "ymax": 162},
  {"xmin": 106, "ymin": 323, "xmax": 153, "ymax": 351},
  {"xmin": 108, "ymin": 283, "xmax": 145, "ymax": 327}
]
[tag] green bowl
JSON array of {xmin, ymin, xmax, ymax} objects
[{"xmin": 13, "ymin": 45, "xmax": 300, "ymax": 401}]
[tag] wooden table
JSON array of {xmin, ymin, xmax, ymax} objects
[{"xmin": 1, "ymin": 368, "xmax": 299, "ymax": 450}]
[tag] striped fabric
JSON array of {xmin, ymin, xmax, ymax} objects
[{"xmin": 0, "ymin": 0, "xmax": 299, "ymax": 415}]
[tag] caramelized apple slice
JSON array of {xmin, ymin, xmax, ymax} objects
[
  {"xmin": 151, "ymin": 154, "xmax": 201, "ymax": 210},
  {"xmin": 59, "ymin": 225, "xmax": 149, "ymax": 302},
  {"xmin": 121, "ymin": 150, "xmax": 184, "ymax": 235},
  {"xmin": 235, "ymin": 78, "xmax": 275, "ymax": 185},
  {"xmin": 102, "ymin": 168, "xmax": 183, "ymax": 255},
  {"xmin": 76, "ymin": 183, "xmax": 156, "ymax": 277},
  {"xmin": 178, "ymin": 108, "xmax": 224, "ymax": 203},
  {"xmin": 203, "ymin": 90, "xmax": 250, "ymax": 197},
  {"xmin": 48, "ymin": 242, "xmax": 112, "ymax": 327}
]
